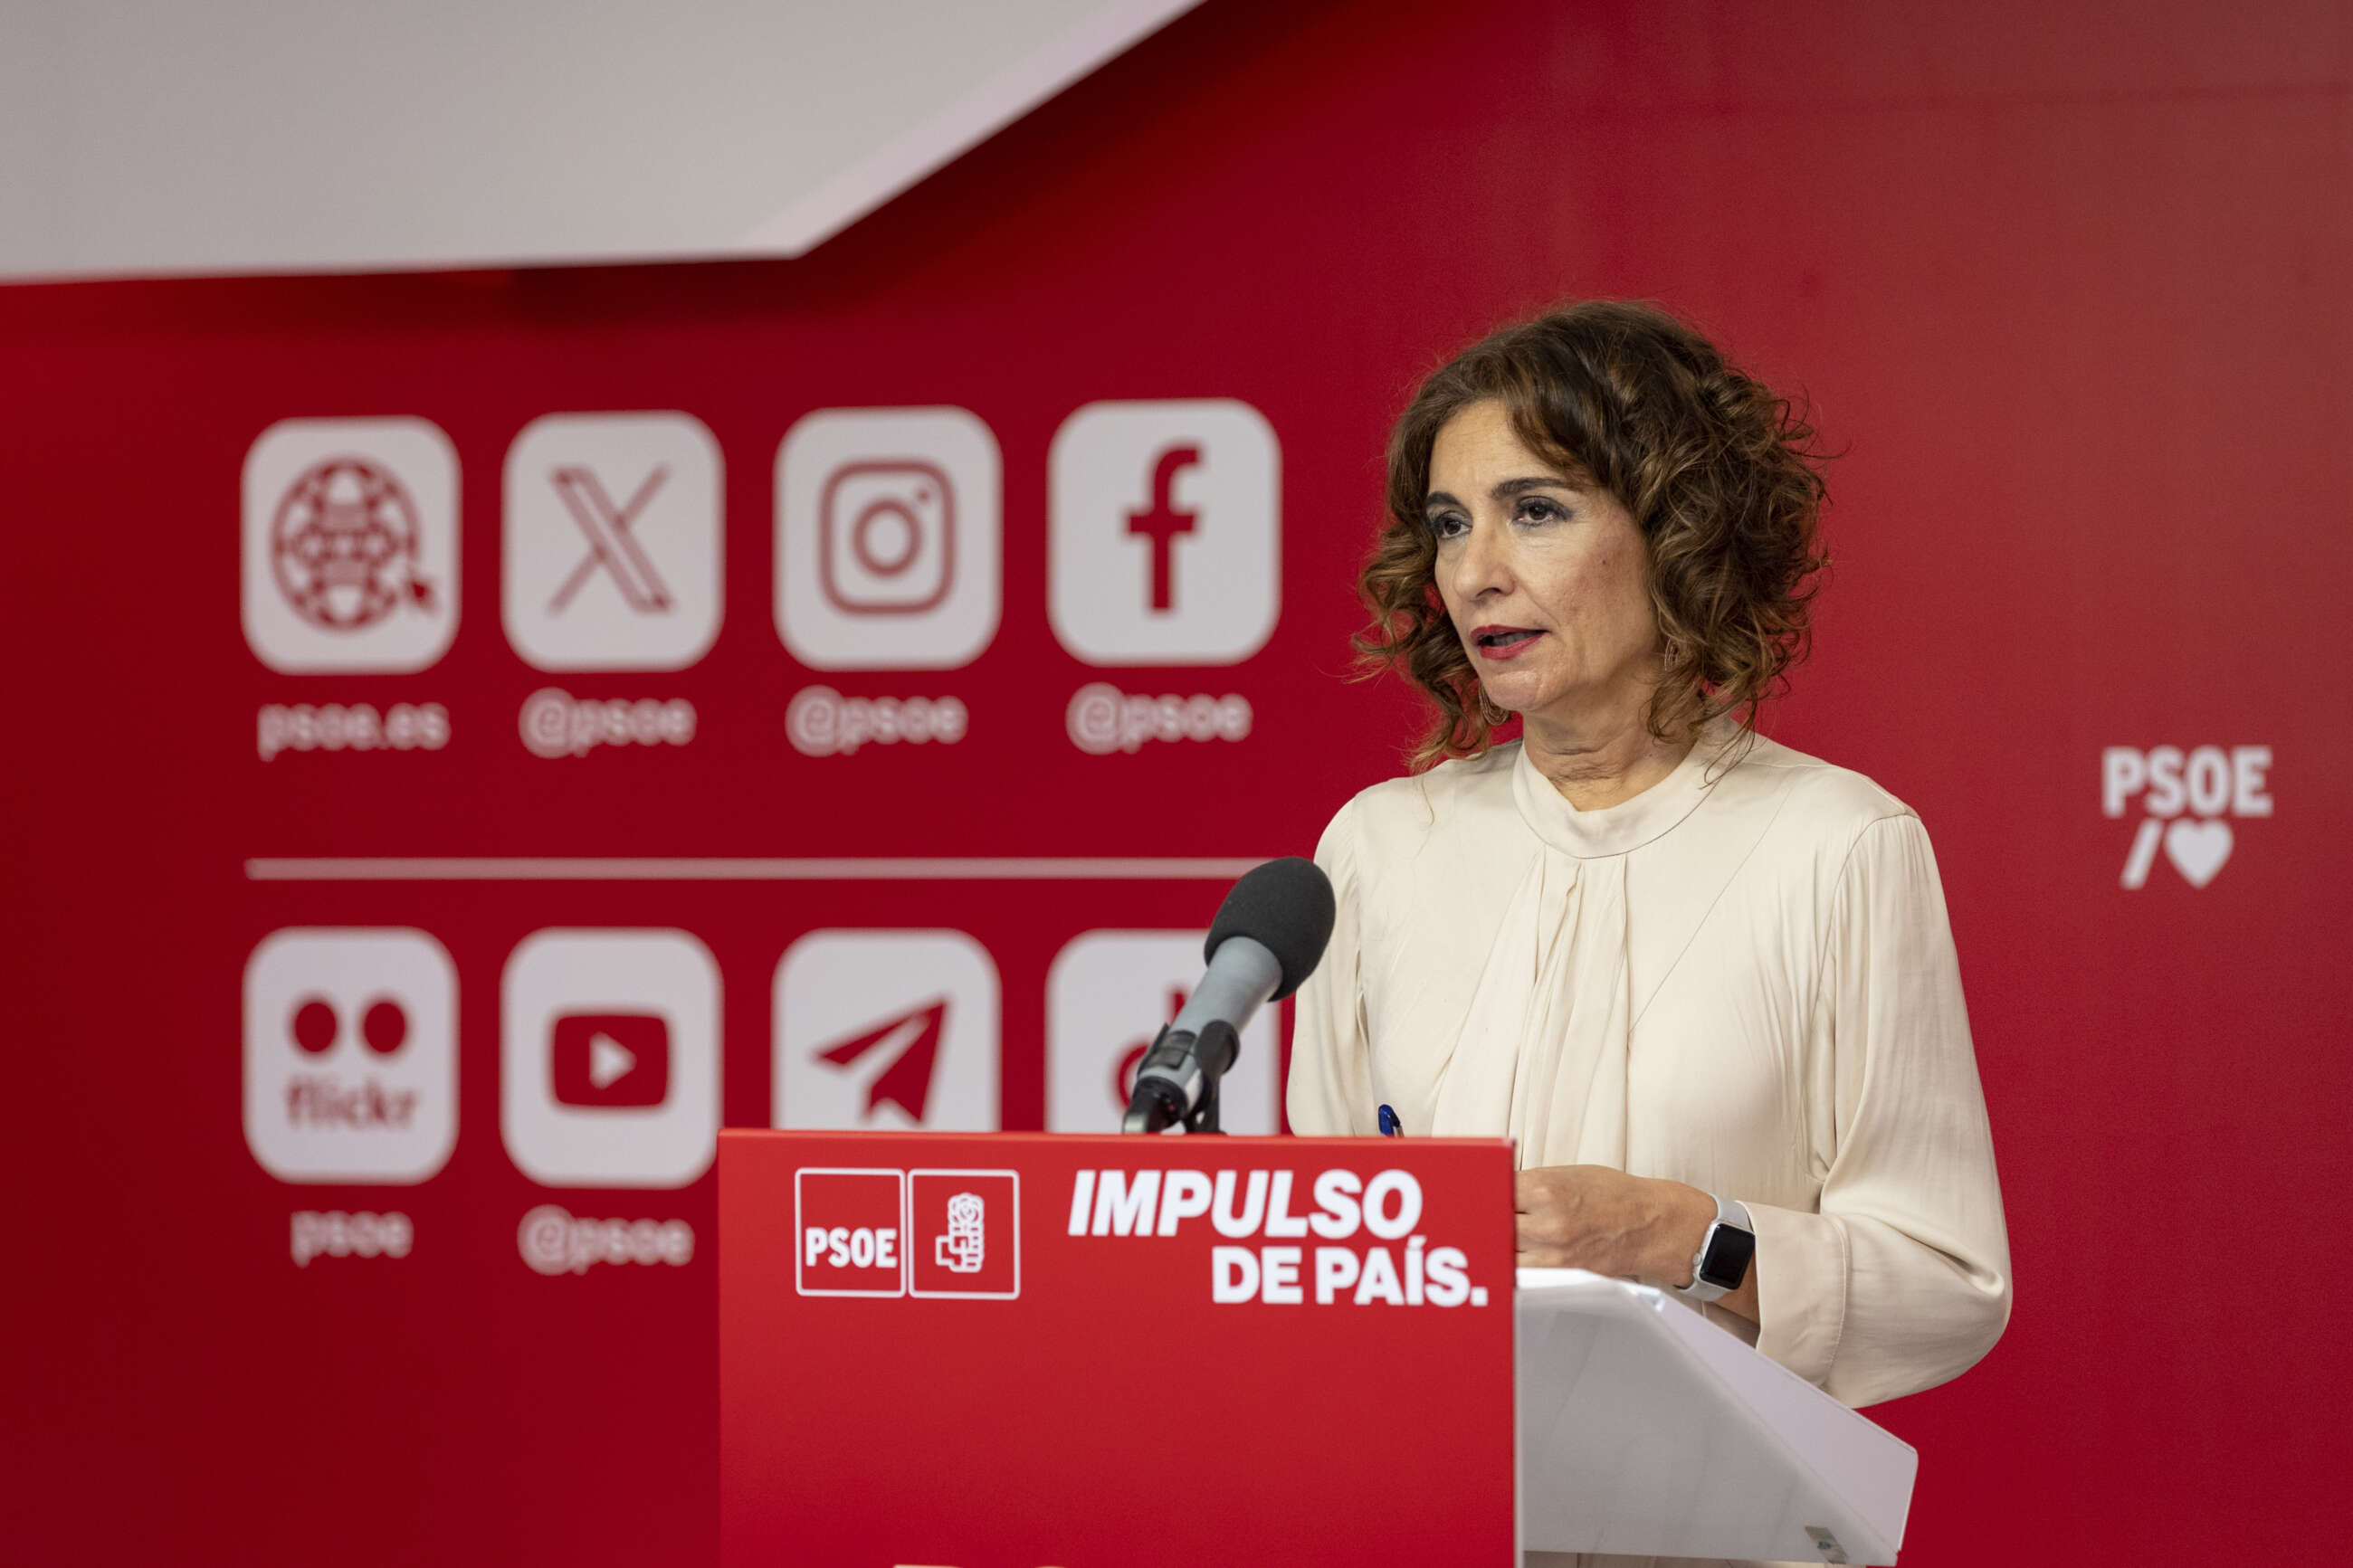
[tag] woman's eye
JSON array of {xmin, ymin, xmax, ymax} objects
[
  {"xmin": 1516, "ymin": 497, "xmax": 1568, "ymax": 524},
  {"xmin": 1428, "ymin": 513, "xmax": 1469, "ymax": 540}
]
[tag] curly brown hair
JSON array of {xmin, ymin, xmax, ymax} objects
[{"xmin": 1356, "ymin": 300, "xmax": 1829, "ymax": 769}]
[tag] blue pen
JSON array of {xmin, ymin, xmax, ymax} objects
[{"xmin": 1377, "ymin": 1103, "xmax": 1404, "ymax": 1136}]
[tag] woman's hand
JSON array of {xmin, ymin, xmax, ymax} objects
[{"xmin": 1513, "ymin": 1164, "xmax": 1758, "ymax": 1323}]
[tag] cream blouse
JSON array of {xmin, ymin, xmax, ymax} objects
[{"xmin": 1288, "ymin": 726, "xmax": 2012, "ymax": 1411}]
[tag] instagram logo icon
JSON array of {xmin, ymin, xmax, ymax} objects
[
  {"xmin": 820, "ymin": 461, "xmax": 955, "ymax": 613},
  {"xmin": 777, "ymin": 408, "xmax": 1001, "ymax": 670}
]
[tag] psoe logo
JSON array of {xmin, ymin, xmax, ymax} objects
[
  {"xmin": 2101, "ymin": 745, "xmax": 2272, "ymax": 889},
  {"xmin": 793, "ymin": 1165, "xmax": 1019, "ymax": 1300}
]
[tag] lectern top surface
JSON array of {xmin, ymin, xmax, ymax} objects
[{"xmin": 1514, "ymin": 1268, "xmax": 1917, "ymax": 1565}]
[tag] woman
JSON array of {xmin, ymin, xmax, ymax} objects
[{"xmin": 1289, "ymin": 303, "xmax": 2010, "ymax": 1516}]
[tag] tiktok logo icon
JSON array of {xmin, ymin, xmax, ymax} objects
[{"xmin": 1050, "ymin": 400, "xmax": 1280, "ymax": 665}]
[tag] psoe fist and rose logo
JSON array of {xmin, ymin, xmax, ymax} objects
[{"xmin": 2103, "ymin": 745, "xmax": 2272, "ymax": 889}]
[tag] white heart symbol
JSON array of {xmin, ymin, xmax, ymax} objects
[{"xmin": 2163, "ymin": 818, "xmax": 2234, "ymax": 888}]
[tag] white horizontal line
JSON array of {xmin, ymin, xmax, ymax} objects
[{"xmin": 243, "ymin": 857, "xmax": 1271, "ymax": 882}]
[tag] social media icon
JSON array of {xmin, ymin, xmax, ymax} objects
[
  {"xmin": 502, "ymin": 412, "xmax": 723, "ymax": 671},
  {"xmin": 795, "ymin": 1168, "xmax": 907, "ymax": 1297},
  {"xmin": 549, "ymin": 1013, "xmax": 670, "ymax": 1107},
  {"xmin": 776, "ymin": 408, "xmax": 1002, "ymax": 670},
  {"xmin": 819, "ymin": 461, "xmax": 956, "ymax": 612},
  {"xmin": 1044, "ymin": 930, "xmax": 1280, "ymax": 1136},
  {"xmin": 773, "ymin": 931, "xmax": 1000, "ymax": 1130},
  {"xmin": 502, "ymin": 930, "xmax": 720, "ymax": 1188},
  {"xmin": 1049, "ymin": 400, "xmax": 1280, "ymax": 666},
  {"xmin": 243, "ymin": 928, "xmax": 458, "ymax": 1183},
  {"xmin": 909, "ymin": 1170, "xmax": 1019, "ymax": 1298},
  {"xmin": 243, "ymin": 418, "xmax": 460, "ymax": 672}
]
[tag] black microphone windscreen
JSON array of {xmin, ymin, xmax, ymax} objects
[{"xmin": 1205, "ymin": 856, "xmax": 1337, "ymax": 1001}]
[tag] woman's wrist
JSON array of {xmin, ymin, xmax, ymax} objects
[{"xmin": 1648, "ymin": 1180, "xmax": 1717, "ymax": 1286}]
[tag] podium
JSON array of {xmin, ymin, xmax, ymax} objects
[
  {"xmin": 1517, "ymin": 1270, "xmax": 1913, "ymax": 1563},
  {"xmin": 720, "ymin": 1131, "xmax": 1913, "ymax": 1566}
]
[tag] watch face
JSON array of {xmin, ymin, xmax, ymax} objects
[{"xmin": 1700, "ymin": 1223, "xmax": 1757, "ymax": 1290}]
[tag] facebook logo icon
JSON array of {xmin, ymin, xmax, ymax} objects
[
  {"xmin": 1048, "ymin": 400, "xmax": 1280, "ymax": 666},
  {"xmin": 1128, "ymin": 444, "xmax": 1201, "ymax": 613}
]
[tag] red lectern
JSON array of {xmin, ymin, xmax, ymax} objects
[{"xmin": 719, "ymin": 1129, "xmax": 1519, "ymax": 1567}]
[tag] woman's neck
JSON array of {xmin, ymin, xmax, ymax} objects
[{"xmin": 1519, "ymin": 697, "xmax": 1693, "ymax": 812}]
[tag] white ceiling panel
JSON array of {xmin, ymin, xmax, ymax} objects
[{"xmin": 0, "ymin": 0, "xmax": 1200, "ymax": 280}]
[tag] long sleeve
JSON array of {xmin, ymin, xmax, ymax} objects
[
  {"xmin": 1286, "ymin": 797, "xmax": 1379, "ymax": 1137},
  {"xmin": 1746, "ymin": 812, "xmax": 2014, "ymax": 1407}
]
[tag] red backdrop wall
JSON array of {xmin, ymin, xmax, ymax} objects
[{"xmin": 4, "ymin": 0, "xmax": 2348, "ymax": 1562}]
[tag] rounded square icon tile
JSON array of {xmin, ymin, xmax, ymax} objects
[
  {"xmin": 243, "ymin": 417, "xmax": 460, "ymax": 673},
  {"xmin": 502, "ymin": 412, "xmax": 724, "ymax": 671},
  {"xmin": 773, "ymin": 930, "xmax": 1000, "ymax": 1131},
  {"xmin": 775, "ymin": 407, "xmax": 1002, "ymax": 670},
  {"xmin": 1044, "ymin": 930, "xmax": 1279, "ymax": 1136},
  {"xmin": 794, "ymin": 1169, "xmax": 909, "ymax": 1297},
  {"xmin": 1049, "ymin": 399, "xmax": 1280, "ymax": 666},
  {"xmin": 243, "ymin": 927, "xmax": 458, "ymax": 1184},
  {"xmin": 501, "ymin": 929, "xmax": 721, "ymax": 1189},
  {"xmin": 907, "ymin": 1169, "xmax": 1020, "ymax": 1299}
]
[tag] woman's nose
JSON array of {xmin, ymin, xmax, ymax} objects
[{"xmin": 1449, "ymin": 517, "xmax": 1511, "ymax": 601}]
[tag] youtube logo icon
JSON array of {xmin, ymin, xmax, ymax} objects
[
  {"xmin": 501, "ymin": 930, "xmax": 720, "ymax": 1188},
  {"xmin": 550, "ymin": 1013, "xmax": 670, "ymax": 1107}
]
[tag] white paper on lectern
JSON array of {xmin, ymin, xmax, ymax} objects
[{"xmin": 1515, "ymin": 1269, "xmax": 1917, "ymax": 1565}]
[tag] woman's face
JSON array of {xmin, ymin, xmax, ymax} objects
[{"xmin": 1425, "ymin": 399, "xmax": 1661, "ymax": 728}]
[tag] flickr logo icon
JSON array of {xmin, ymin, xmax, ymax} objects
[
  {"xmin": 1050, "ymin": 399, "xmax": 1280, "ymax": 665},
  {"xmin": 243, "ymin": 928, "xmax": 457, "ymax": 1184},
  {"xmin": 775, "ymin": 408, "xmax": 1002, "ymax": 670}
]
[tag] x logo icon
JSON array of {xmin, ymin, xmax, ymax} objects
[{"xmin": 548, "ymin": 465, "xmax": 672, "ymax": 613}]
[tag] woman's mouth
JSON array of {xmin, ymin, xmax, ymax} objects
[{"xmin": 1472, "ymin": 626, "xmax": 1543, "ymax": 660}]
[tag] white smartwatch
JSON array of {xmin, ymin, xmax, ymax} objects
[{"xmin": 1676, "ymin": 1193, "xmax": 1756, "ymax": 1304}]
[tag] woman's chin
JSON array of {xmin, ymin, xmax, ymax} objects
[{"xmin": 1475, "ymin": 670, "xmax": 1548, "ymax": 715}]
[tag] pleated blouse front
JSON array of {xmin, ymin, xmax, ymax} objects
[{"xmin": 1288, "ymin": 727, "xmax": 2013, "ymax": 1413}]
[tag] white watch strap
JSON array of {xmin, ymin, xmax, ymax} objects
[{"xmin": 1676, "ymin": 1193, "xmax": 1753, "ymax": 1303}]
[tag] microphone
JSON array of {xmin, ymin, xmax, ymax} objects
[{"xmin": 1122, "ymin": 856, "xmax": 1337, "ymax": 1135}]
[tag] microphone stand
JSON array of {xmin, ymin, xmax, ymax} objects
[
  {"xmin": 1120, "ymin": 1020, "xmax": 1239, "ymax": 1135},
  {"xmin": 1187, "ymin": 1069, "xmax": 1222, "ymax": 1136}
]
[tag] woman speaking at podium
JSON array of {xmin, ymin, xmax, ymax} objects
[{"xmin": 1289, "ymin": 304, "xmax": 2011, "ymax": 1482}]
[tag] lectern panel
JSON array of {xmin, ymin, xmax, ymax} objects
[{"xmin": 721, "ymin": 1129, "xmax": 1518, "ymax": 1568}]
